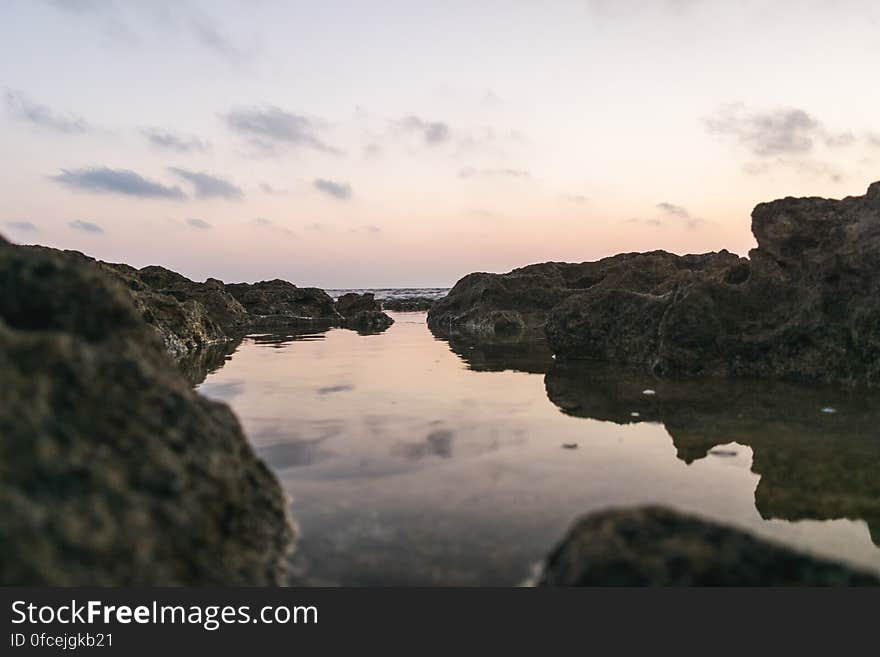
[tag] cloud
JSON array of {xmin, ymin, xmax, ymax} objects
[
  {"xmin": 68, "ymin": 219, "xmax": 104, "ymax": 234},
  {"xmin": 563, "ymin": 193, "xmax": 589, "ymax": 203},
  {"xmin": 4, "ymin": 90, "xmax": 89, "ymax": 134},
  {"xmin": 259, "ymin": 183, "xmax": 287, "ymax": 195},
  {"xmin": 626, "ymin": 217, "xmax": 663, "ymax": 228},
  {"xmin": 396, "ymin": 115, "xmax": 451, "ymax": 145},
  {"xmin": 824, "ymin": 132, "xmax": 857, "ymax": 148},
  {"xmin": 186, "ymin": 217, "xmax": 212, "ymax": 229},
  {"xmin": 656, "ymin": 202, "xmax": 689, "ymax": 218},
  {"xmin": 313, "ymin": 178, "xmax": 352, "ymax": 200},
  {"xmin": 868, "ymin": 133, "xmax": 880, "ymax": 148},
  {"xmin": 51, "ymin": 167, "xmax": 186, "ymax": 199},
  {"xmin": 252, "ymin": 217, "xmax": 294, "ymax": 236},
  {"xmin": 365, "ymin": 224, "xmax": 382, "ymax": 234},
  {"xmin": 742, "ymin": 159, "xmax": 844, "ymax": 183},
  {"xmin": 224, "ymin": 105, "xmax": 341, "ymax": 155},
  {"xmin": 656, "ymin": 202, "xmax": 707, "ymax": 230},
  {"xmin": 705, "ymin": 104, "xmax": 820, "ymax": 157},
  {"xmin": 168, "ymin": 167, "xmax": 242, "ymax": 199},
  {"xmin": 142, "ymin": 128, "xmax": 210, "ymax": 153},
  {"xmin": 4, "ymin": 221, "xmax": 37, "ymax": 232},
  {"xmin": 43, "ymin": 0, "xmax": 101, "ymax": 15},
  {"xmin": 458, "ymin": 167, "xmax": 531, "ymax": 179},
  {"xmin": 189, "ymin": 15, "xmax": 240, "ymax": 58}
]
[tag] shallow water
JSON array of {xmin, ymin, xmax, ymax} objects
[{"xmin": 195, "ymin": 311, "xmax": 880, "ymax": 585}]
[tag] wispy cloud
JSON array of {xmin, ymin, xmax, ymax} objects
[
  {"xmin": 142, "ymin": 128, "xmax": 210, "ymax": 153},
  {"xmin": 259, "ymin": 183, "xmax": 287, "ymax": 195},
  {"xmin": 186, "ymin": 217, "xmax": 212, "ymax": 229},
  {"xmin": 396, "ymin": 115, "xmax": 451, "ymax": 145},
  {"xmin": 251, "ymin": 217, "xmax": 294, "ymax": 236},
  {"xmin": 69, "ymin": 219, "xmax": 104, "ymax": 234},
  {"xmin": 52, "ymin": 167, "xmax": 186, "ymax": 199},
  {"xmin": 43, "ymin": 0, "xmax": 102, "ymax": 16},
  {"xmin": 189, "ymin": 15, "xmax": 240, "ymax": 59},
  {"xmin": 169, "ymin": 168, "xmax": 242, "ymax": 199},
  {"xmin": 705, "ymin": 103, "xmax": 868, "ymax": 157},
  {"xmin": 224, "ymin": 105, "xmax": 341, "ymax": 155},
  {"xmin": 705, "ymin": 104, "xmax": 819, "ymax": 157},
  {"xmin": 4, "ymin": 221, "xmax": 38, "ymax": 232},
  {"xmin": 313, "ymin": 178, "xmax": 352, "ymax": 200},
  {"xmin": 4, "ymin": 89, "xmax": 89, "ymax": 134},
  {"xmin": 742, "ymin": 159, "xmax": 844, "ymax": 183},
  {"xmin": 458, "ymin": 167, "xmax": 530, "ymax": 180},
  {"xmin": 656, "ymin": 202, "xmax": 707, "ymax": 230},
  {"xmin": 562, "ymin": 193, "xmax": 589, "ymax": 204}
]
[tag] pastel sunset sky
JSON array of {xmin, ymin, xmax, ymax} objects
[{"xmin": 2, "ymin": 0, "xmax": 878, "ymax": 286}]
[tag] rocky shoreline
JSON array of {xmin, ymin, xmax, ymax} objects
[
  {"xmin": 430, "ymin": 182, "xmax": 880, "ymax": 386},
  {"xmin": 100, "ymin": 262, "xmax": 395, "ymax": 359}
]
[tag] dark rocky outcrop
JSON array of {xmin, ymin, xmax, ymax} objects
[
  {"xmin": 431, "ymin": 182, "xmax": 880, "ymax": 386},
  {"xmin": 538, "ymin": 507, "xmax": 879, "ymax": 586},
  {"xmin": 102, "ymin": 263, "xmax": 245, "ymax": 358},
  {"xmin": 382, "ymin": 297, "xmax": 436, "ymax": 312},
  {"xmin": 335, "ymin": 293, "xmax": 394, "ymax": 332},
  {"xmin": 102, "ymin": 267, "xmax": 393, "ymax": 359},
  {"xmin": 0, "ymin": 237, "xmax": 295, "ymax": 585},
  {"xmin": 226, "ymin": 279, "xmax": 337, "ymax": 321}
]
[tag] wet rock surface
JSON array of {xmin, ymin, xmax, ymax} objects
[
  {"xmin": 432, "ymin": 182, "xmax": 880, "ymax": 385},
  {"xmin": 102, "ymin": 262, "xmax": 243, "ymax": 358},
  {"xmin": 0, "ymin": 237, "xmax": 295, "ymax": 585},
  {"xmin": 538, "ymin": 507, "xmax": 879, "ymax": 586},
  {"xmin": 335, "ymin": 293, "xmax": 395, "ymax": 332}
]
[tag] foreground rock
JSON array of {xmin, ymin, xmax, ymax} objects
[
  {"xmin": 432, "ymin": 182, "xmax": 880, "ymax": 386},
  {"xmin": 0, "ymin": 237, "xmax": 295, "ymax": 585},
  {"xmin": 538, "ymin": 507, "xmax": 878, "ymax": 586}
]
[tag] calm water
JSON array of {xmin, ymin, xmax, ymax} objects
[{"xmin": 193, "ymin": 311, "xmax": 880, "ymax": 585}]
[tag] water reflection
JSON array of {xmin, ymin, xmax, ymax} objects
[
  {"xmin": 194, "ymin": 312, "xmax": 880, "ymax": 584},
  {"xmin": 545, "ymin": 362, "xmax": 880, "ymax": 545}
]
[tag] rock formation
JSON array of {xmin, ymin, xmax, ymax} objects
[
  {"xmin": 538, "ymin": 507, "xmax": 878, "ymax": 586},
  {"xmin": 100, "ymin": 265, "xmax": 394, "ymax": 359},
  {"xmin": 0, "ymin": 237, "xmax": 295, "ymax": 585},
  {"xmin": 382, "ymin": 297, "xmax": 436, "ymax": 312},
  {"xmin": 430, "ymin": 182, "xmax": 880, "ymax": 386},
  {"xmin": 335, "ymin": 292, "xmax": 394, "ymax": 332}
]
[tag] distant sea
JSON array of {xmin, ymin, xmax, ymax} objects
[{"xmin": 325, "ymin": 288, "xmax": 449, "ymax": 301}]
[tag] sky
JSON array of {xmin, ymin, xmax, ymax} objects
[{"xmin": 1, "ymin": 0, "xmax": 879, "ymax": 287}]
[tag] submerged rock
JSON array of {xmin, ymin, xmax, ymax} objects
[
  {"xmin": 538, "ymin": 507, "xmax": 878, "ymax": 586},
  {"xmin": 433, "ymin": 182, "xmax": 880, "ymax": 386},
  {"xmin": 343, "ymin": 309, "xmax": 394, "ymax": 333},
  {"xmin": 0, "ymin": 237, "xmax": 295, "ymax": 585}
]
